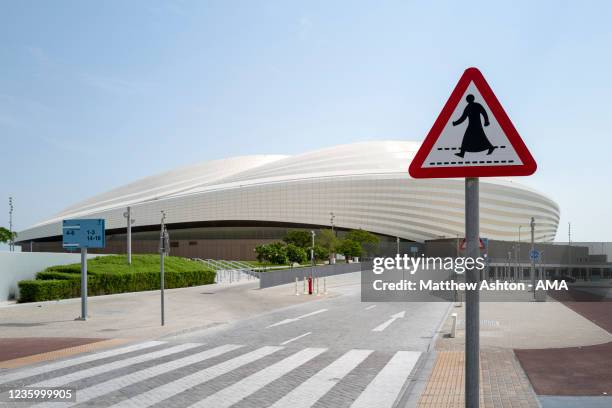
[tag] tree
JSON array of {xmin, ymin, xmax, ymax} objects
[
  {"xmin": 254, "ymin": 244, "xmax": 272, "ymax": 264},
  {"xmin": 286, "ymin": 243, "xmax": 307, "ymax": 265},
  {"xmin": 345, "ymin": 229, "xmax": 378, "ymax": 246},
  {"xmin": 345, "ymin": 229, "xmax": 379, "ymax": 257},
  {"xmin": 312, "ymin": 245, "xmax": 329, "ymax": 262},
  {"xmin": 337, "ymin": 239, "xmax": 362, "ymax": 262},
  {"xmin": 0, "ymin": 227, "xmax": 16, "ymax": 244},
  {"xmin": 316, "ymin": 229, "xmax": 339, "ymax": 262},
  {"xmin": 283, "ymin": 230, "xmax": 311, "ymax": 249},
  {"xmin": 267, "ymin": 242, "xmax": 289, "ymax": 265}
]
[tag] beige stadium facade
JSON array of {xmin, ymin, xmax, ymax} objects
[{"xmin": 17, "ymin": 141, "xmax": 560, "ymax": 259}]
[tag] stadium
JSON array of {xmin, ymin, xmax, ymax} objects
[{"xmin": 16, "ymin": 141, "xmax": 560, "ymax": 259}]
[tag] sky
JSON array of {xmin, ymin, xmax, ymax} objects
[{"xmin": 1, "ymin": 0, "xmax": 611, "ymax": 245}]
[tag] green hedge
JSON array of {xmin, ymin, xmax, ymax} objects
[
  {"xmin": 19, "ymin": 270, "xmax": 216, "ymax": 303},
  {"xmin": 18, "ymin": 255, "xmax": 216, "ymax": 303},
  {"xmin": 36, "ymin": 271, "xmax": 81, "ymax": 281},
  {"xmin": 18, "ymin": 280, "xmax": 79, "ymax": 302}
]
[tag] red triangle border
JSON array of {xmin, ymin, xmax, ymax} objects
[{"xmin": 409, "ymin": 67, "xmax": 537, "ymax": 178}]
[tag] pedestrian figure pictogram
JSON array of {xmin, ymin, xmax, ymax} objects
[{"xmin": 452, "ymin": 94, "xmax": 496, "ymax": 158}]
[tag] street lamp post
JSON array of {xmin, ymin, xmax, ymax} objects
[
  {"xmin": 123, "ymin": 207, "xmax": 135, "ymax": 265},
  {"xmin": 8, "ymin": 197, "xmax": 14, "ymax": 252},
  {"xmin": 329, "ymin": 212, "xmax": 335, "ymax": 264},
  {"xmin": 159, "ymin": 211, "xmax": 169, "ymax": 326},
  {"xmin": 507, "ymin": 251, "xmax": 512, "ymax": 281},
  {"xmin": 568, "ymin": 222, "xmax": 572, "ymax": 279},
  {"xmin": 311, "ymin": 230, "xmax": 315, "ymax": 267},
  {"xmin": 518, "ymin": 225, "xmax": 522, "ymax": 280},
  {"xmin": 530, "ymin": 217, "xmax": 535, "ymax": 293}
]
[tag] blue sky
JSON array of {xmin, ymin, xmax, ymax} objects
[{"xmin": 1, "ymin": 0, "xmax": 611, "ymax": 243}]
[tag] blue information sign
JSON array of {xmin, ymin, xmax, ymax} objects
[
  {"xmin": 529, "ymin": 249, "xmax": 540, "ymax": 261},
  {"xmin": 62, "ymin": 219, "xmax": 106, "ymax": 249}
]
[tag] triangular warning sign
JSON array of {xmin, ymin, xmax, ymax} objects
[{"xmin": 409, "ymin": 67, "xmax": 537, "ymax": 178}]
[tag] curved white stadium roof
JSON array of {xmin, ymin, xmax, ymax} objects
[{"xmin": 18, "ymin": 141, "xmax": 559, "ymax": 242}]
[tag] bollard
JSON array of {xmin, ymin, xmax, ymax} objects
[
  {"xmin": 324, "ymin": 277, "xmax": 328, "ymax": 295},
  {"xmin": 303, "ymin": 276, "xmax": 307, "ymax": 294},
  {"xmin": 308, "ymin": 276, "xmax": 313, "ymax": 295},
  {"xmin": 295, "ymin": 277, "xmax": 300, "ymax": 296},
  {"xmin": 316, "ymin": 277, "xmax": 320, "ymax": 296},
  {"xmin": 450, "ymin": 313, "xmax": 457, "ymax": 338}
]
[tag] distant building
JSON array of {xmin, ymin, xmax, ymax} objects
[{"xmin": 16, "ymin": 141, "xmax": 560, "ymax": 259}]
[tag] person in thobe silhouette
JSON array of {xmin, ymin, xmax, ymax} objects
[{"xmin": 452, "ymin": 94, "xmax": 496, "ymax": 158}]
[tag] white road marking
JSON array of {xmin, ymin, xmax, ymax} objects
[
  {"xmin": 280, "ymin": 332, "xmax": 312, "ymax": 345},
  {"xmin": 267, "ymin": 309, "xmax": 328, "ymax": 328},
  {"xmin": 109, "ymin": 346, "xmax": 283, "ymax": 408},
  {"xmin": 188, "ymin": 348, "xmax": 327, "ymax": 408},
  {"xmin": 364, "ymin": 305, "xmax": 377, "ymax": 310},
  {"xmin": 372, "ymin": 311, "xmax": 405, "ymax": 332},
  {"xmin": 0, "ymin": 341, "xmax": 164, "ymax": 384},
  {"xmin": 31, "ymin": 343, "xmax": 201, "ymax": 388},
  {"xmin": 350, "ymin": 351, "xmax": 421, "ymax": 408},
  {"xmin": 32, "ymin": 344, "xmax": 243, "ymax": 408},
  {"xmin": 269, "ymin": 349, "xmax": 372, "ymax": 408}
]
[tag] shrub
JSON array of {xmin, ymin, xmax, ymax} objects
[
  {"xmin": 18, "ymin": 255, "xmax": 216, "ymax": 303},
  {"xmin": 36, "ymin": 271, "xmax": 80, "ymax": 281},
  {"xmin": 254, "ymin": 242, "xmax": 289, "ymax": 265},
  {"xmin": 286, "ymin": 244, "xmax": 307, "ymax": 264},
  {"xmin": 337, "ymin": 239, "xmax": 362, "ymax": 261},
  {"xmin": 312, "ymin": 244, "xmax": 329, "ymax": 262},
  {"xmin": 18, "ymin": 279, "xmax": 79, "ymax": 302}
]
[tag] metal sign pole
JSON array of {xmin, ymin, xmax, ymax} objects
[
  {"xmin": 161, "ymin": 246, "xmax": 165, "ymax": 326},
  {"xmin": 160, "ymin": 212, "xmax": 166, "ymax": 326},
  {"xmin": 465, "ymin": 177, "xmax": 480, "ymax": 408},
  {"xmin": 126, "ymin": 206, "xmax": 132, "ymax": 265},
  {"xmin": 80, "ymin": 247, "xmax": 88, "ymax": 320},
  {"xmin": 530, "ymin": 217, "xmax": 535, "ymax": 294}
]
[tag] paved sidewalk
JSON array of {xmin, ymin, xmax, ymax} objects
[
  {"xmin": 417, "ymin": 348, "xmax": 537, "ymax": 408},
  {"xmin": 0, "ymin": 279, "xmax": 324, "ymax": 341},
  {"xmin": 417, "ymin": 298, "xmax": 612, "ymax": 407}
]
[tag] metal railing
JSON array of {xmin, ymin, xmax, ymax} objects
[{"xmin": 194, "ymin": 258, "xmax": 261, "ymax": 283}]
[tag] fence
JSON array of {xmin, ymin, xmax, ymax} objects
[{"xmin": 259, "ymin": 262, "xmax": 364, "ymax": 289}]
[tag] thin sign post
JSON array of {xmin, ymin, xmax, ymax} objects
[
  {"xmin": 409, "ymin": 68, "xmax": 536, "ymax": 408},
  {"xmin": 530, "ymin": 217, "xmax": 535, "ymax": 294},
  {"xmin": 465, "ymin": 177, "xmax": 480, "ymax": 407},
  {"xmin": 80, "ymin": 247, "xmax": 87, "ymax": 320},
  {"xmin": 62, "ymin": 219, "xmax": 105, "ymax": 321},
  {"xmin": 159, "ymin": 211, "xmax": 169, "ymax": 326}
]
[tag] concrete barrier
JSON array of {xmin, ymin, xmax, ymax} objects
[
  {"xmin": 259, "ymin": 262, "xmax": 364, "ymax": 289},
  {"xmin": 0, "ymin": 252, "xmax": 104, "ymax": 301}
]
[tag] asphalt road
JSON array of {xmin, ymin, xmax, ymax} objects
[{"xmin": 0, "ymin": 272, "xmax": 450, "ymax": 408}]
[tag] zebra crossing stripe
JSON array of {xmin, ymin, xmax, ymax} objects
[
  {"xmin": 109, "ymin": 346, "xmax": 283, "ymax": 408},
  {"xmin": 30, "ymin": 343, "xmax": 201, "ymax": 388},
  {"xmin": 349, "ymin": 351, "xmax": 421, "ymax": 408},
  {"xmin": 269, "ymin": 349, "xmax": 373, "ymax": 408},
  {"xmin": 0, "ymin": 341, "xmax": 164, "ymax": 384},
  {"xmin": 189, "ymin": 348, "xmax": 327, "ymax": 408},
  {"xmin": 31, "ymin": 344, "xmax": 243, "ymax": 408}
]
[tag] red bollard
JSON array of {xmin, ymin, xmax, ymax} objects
[{"xmin": 308, "ymin": 276, "xmax": 313, "ymax": 295}]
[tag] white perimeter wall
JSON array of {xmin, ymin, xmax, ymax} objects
[{"xmin": 0, "ymin": 252, "xmax": 102, "ymax": 302}]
